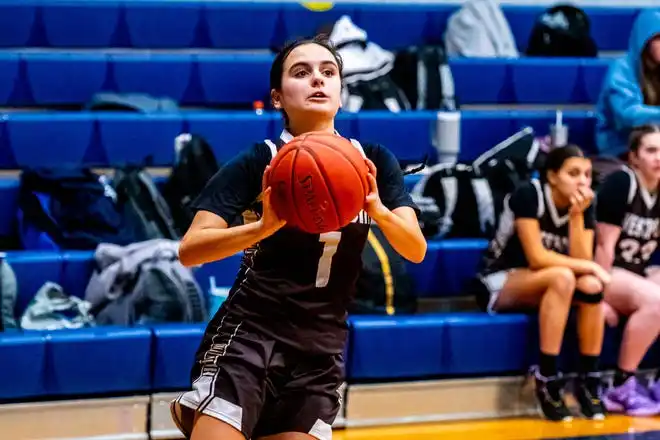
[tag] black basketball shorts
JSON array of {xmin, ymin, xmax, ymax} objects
[{"xmin": 171, "ymin": 318, "xmax": 344, "ymax": 439}]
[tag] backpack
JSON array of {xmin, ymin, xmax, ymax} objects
[
  {"xmin": 162, "ymin": 133, "xmax": 221, "ymax": 235},
  {"xmin": 0, "ymin": 256, "xmax": 18, "ymax": 331},
  {"xmin": 412, "ymin": 128, "xmax": 538, "ymax": 239},
  {"xmin": 18, "ymin": 168, "xmax": 138, "ymax": 250},
  {"xmin": 20, "ymin": 282, "xmax": 95, "ymax": 331},
  {"xmin": 113, "ymin": 166, "xmax": 179, "ymax": 242},
  {"xmin": 445, "ymin": 0, "xmax": 519, "ymax": 58},
  {"xmin": 391, "ymin": 45, "xmax": 458, "ymax": 111},
  {"xmin": 329, "ymin": 15, "xmax": 411, "ymax": 113},
  {"xmin": 87, "ymin": 92, "xmax": 179, "ymax": 113},
  {"xmin": 526, "ymin": 5, "xmax": 597, "ymax": 57},
  {"xmin": 352, "ymin": 226, "xmax": 416, "ymax": 315},
  {"xmin": 85, "ymin": 240, "xmax": 207, "ymax": 326}
]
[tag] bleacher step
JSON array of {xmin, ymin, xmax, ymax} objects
[
  {"xmin": 345, "ymin": 377, "xmax": 539, "ymax": 427},
  {"xmin": 1, "ymin": 396, "xmax": 149, "ymax": 440}
]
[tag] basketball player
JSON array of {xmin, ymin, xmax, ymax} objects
[
  {"xmin": 170, "ymin": 35, "xmax": 426, "ymax": 440},
  {"xmin": 595, "ymin": 125, "xmax": 660, "ymax": 416},
  {"xmin": 475, "ymin": 145, "xmax": 610, "ymax": 421}
]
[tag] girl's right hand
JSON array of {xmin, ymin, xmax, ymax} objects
[
  {"xmin": 259, "ymin": 166, "xmax": 287, "ymax": 235},
  {"xmin": 584, "ymin": 261, "xmax": 611, "ymax": 285},
  {"xmin": 569, "ymin": 187, "xmax": 595, "ymax": 216}
]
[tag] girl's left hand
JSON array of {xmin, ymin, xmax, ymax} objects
[{"xmin": 363, "ymin": 159, "xmax": 387, "ymax": 220}]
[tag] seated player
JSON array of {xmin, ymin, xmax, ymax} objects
[
  {"xmin": 595, "ymin": 124, "xmax": 660, "ymax": 416},
  {"xmin": 475, "ymin": 145, "xmax": 610, "ymax": 421},
  {"xmin": 170, "ymin": 35, "xmax": 426, "ymax": 440}
]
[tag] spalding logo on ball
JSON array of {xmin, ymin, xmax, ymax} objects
[{"xmin": 266, "ymin": 132, "xmax": 369, "ymax": 235}]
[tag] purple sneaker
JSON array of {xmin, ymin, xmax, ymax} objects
[
  {"xmin": 647, "ymin": 378, "xmax": 660, "ymax": 402},
  {"xmin": 602, "ymin": 376, "xmax": 660, "ymax": 416}
]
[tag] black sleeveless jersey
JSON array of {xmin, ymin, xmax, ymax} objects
[
  {"xmin": 480, "ymin": 179, "xmax": 595, "ymax": 274},
  {"xmin": 191, "ymin": 129, "xmax": 417, "ymax": 354},
  {"xmin": 596, "ymin": 168, "xmax": 660, "ymax": 275}
]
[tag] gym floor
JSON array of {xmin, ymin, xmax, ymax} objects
[{"xmin": 333, "ymin": 416, "xmax": 660, "ymax": 439}]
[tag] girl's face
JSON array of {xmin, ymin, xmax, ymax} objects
[
  {"xmin": 631, "ymin": 132, "xmax": 660, "ymax": 184},
  {"xmin": 547, "ymin": 156, "xmax": 592, "ymax": 201},
  {"xmin": 646, "ymin": 35, "xmax": 660, "ymax": 65},
  {"xmin": 271, "ymin": 43, "xmax": 342, "ymax": 125}
]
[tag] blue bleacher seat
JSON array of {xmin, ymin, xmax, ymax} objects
[
  {"xmin": 0, "ymin": 1, "xmax": 37, "ymax": 48},
  {"xmin": 503, "ymin": 6, "xmax": 539, "ymax": 53},
  {"xmin": 415, "ymin": 240, "xmax": 486, "ymax": 298},
  {"xmin": 0, "ymin": 111, "xmax": 597, "ymax": 169},
  {"xmin": 347, "ymin": 315, "xmax": 447, "ymax": 380},
  {"xmin": 0, "ymin": 178, "xmax": 18, "ymax": 238},
  {"xmin": 45, "ymin": 326, "xmax": 152, "ymax": 395},
  {"xmin": 110, "ymin": 53, "xmax": 193, "ymax": 103},
  {"xmin": 406, "ymin": 241, "xmax": 440, "ymax": 297},
  {"xmin": 511, "ymin": 59, "xmax": 582, "ymax": 105},
  {"xmin": 0, "ymin": 332, "xmax": 46, "ymax": 399},
  {"xmin": 24, "ymin": 52, "xmax": 108, "ymax": 105},
  {"xmin": 152, "ymin": 324, "xmax": 205, "ymax": 390},
  {"xmin": 186, "ymin": 113, "xmax": 273, "ymax": 163},
  {"xmin": 459, "ymin": 110, "xmax": 598, "ymax": 161},
  {"xmin": 0, "ymin": 2, "xmax": 641, "ymax": 52},
  {"xmin": 60, "ymin": 251, "xmax": 95, "ymax": 300},
  {"xmin": 124, "ymin": 1, "xmax": 203, "ymax": 49},
  {"xmin": 98, "ymin": 114, "xmax": 183, "ymax": 166},
  {"xmin": 205, "ymin": 2, "xmax": 279, "ymax": 49},
  {"xmin": 444, "ymin": 313, "xmax": 532, "ymax": 375},
  {"xmin": 0, "ymin": 2, "xmax": 639, "ymax": 52},
  {"xmin": 510, "ymin": 110, "xmax": 598, "ymax": 156},
  {"xmin": 582, "ymin": 59, "xmax": 611, "ymax": 104},
  {"xmin": 198, "ymin": 53, "xmax": 272, "ymax": 105},
  {"xmin": 347, "ymin": 313, "xmax": 660, "ymax": 380},
  {"xmin": 5, "ymin": 52, "xmax": 617, "ymax": 107},
  {"xmin": 0, "ymin": 53, "xmax": 19, "ymax": 106},
  {"xmin": 356, "ymin": 111, "xmax": 434, "ymax": 164},
  {"xmin": 281, "ymin": 3, "xmax": 359, "ymax": 47},
  {"xmin": 5, "ymin": 113, "xmax": 94, "ymax": 168},
  {"xmin": 41, "ymin": 1, "xmax": 120, "ymax": 48},
  {"xmin": 192, "ymin": 254, "xmax": 242, "ymax": 293},
  {"xmin": 6, "ymin": 251, "xmax": 63, "ymax": 316},
  {"xmin": 588, "ymin": 7, "xmax": 640, "ymax": 52},
  {"xmin": 451, "ymin": 59, "xmax": 512, "ymax": 105},
  {"xmin": 356, "ymin": 4, "xmax": 432, "ymax": 49}
]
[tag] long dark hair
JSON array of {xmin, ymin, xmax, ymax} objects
[
  {"xmin": 640, "ymin": 40, "xmax": 660, "ymax": 106},
  {"xmin": 543, "ymin": 144, "xmax": 586, "ymax": 181},
  {"xmin": 629, "ymin": 124, "xmax": 660, "ymax": 152},
  {"xmin": 269, "ymin": 35, "xmax": 343, "ymax": 127}
]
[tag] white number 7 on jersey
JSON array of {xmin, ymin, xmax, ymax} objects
[{"xmin": 316, "ymin": 232, "xmax": 342, "ymax": 288}]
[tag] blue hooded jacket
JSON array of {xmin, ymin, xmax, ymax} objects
[{"xmin": 595, "ymin": 9, "xmax": 660, "ymax": 157}]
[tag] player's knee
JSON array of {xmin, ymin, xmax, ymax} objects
[
  {"xmin": 574, "ymin": 275, "xmax": 604, "ymax": 304},
  {"xmin": 576, "ymin": 275, "xmax": 604, "ymax": 294},
  {"xmin": 547, "ymin": 267, "xmax": 576, "ymax": 297},
  {"xmin": 645, "ymin": 299, "xmax": 660, "ymax": 316},
  {"xmin": 638, "ymin": 289, "xmax": 660, "ymax": 315}
]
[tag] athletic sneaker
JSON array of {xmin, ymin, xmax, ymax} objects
[
  {"xmin": 531, "ymin": 366, "xmax": 572, "ymax": 422},
  {"xmin": 646, "ymin": 378, "xmax": 660, "ymax": 403},
  {"xmin": 602, "ymin": 376, "xmax": 660, "ymax": 416},
  {"xmin": 573, "ymin": 373, "xmax": 606, "ymax": 420}
]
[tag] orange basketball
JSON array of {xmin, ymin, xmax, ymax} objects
[{"xmin": 267, "ymin": 132, "xmax": 370, "ymax": 234}]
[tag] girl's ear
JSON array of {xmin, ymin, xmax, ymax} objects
[{"xmin": 271, "ymin": 89, "xmax": 282, "ymax": 110}]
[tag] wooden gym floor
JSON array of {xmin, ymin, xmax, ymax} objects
[{"xmin": 333, "ymin": 416, "xmax": 660, "ymax": 440}]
